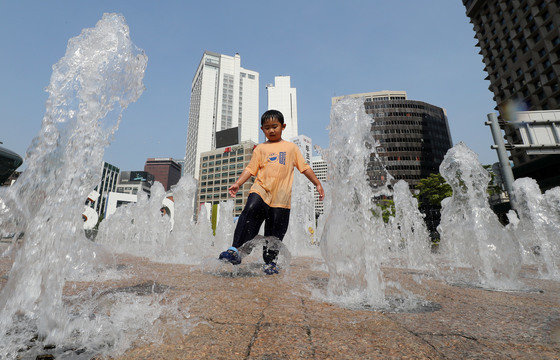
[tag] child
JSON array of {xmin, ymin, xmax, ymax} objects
[{"xmin": 219, "ymin": 110, "xmax": 325, "ymax": 274}]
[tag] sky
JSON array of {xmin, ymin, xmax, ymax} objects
[{"xmin": 0, "ymin": 0, "xmax": 499, "ymax": 171}]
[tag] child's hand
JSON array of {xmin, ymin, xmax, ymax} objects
[
  {"xmin": 228, "ymin": 183, "xmax": 240, "ymax": 197},
  {"xmin": 316, "ymin": 184, "xmax": 325, "ymax": 201}
]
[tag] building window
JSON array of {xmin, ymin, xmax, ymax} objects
[{"xmin": 534, "ymin": 34, "xmax": 541, "ymax": 43}]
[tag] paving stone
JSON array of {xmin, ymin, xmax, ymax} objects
[{"xmin": 1, "ymin": 247, "xmax": 559, "ymax": 359}]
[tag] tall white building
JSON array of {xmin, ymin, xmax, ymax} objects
[
  {"xmin": 92, "ymin": 162, "xmax": 120, "ymax": 217},
  {"xmin": 312, "ymin": 156, "xmax": 327, "ymax": 216},
  {"xmin": 267, "ymin": 76, "xmax": 298, "ymax": 140},
  {"xmin": 184, "ymin": 51, "xmax": 259, "ymax": 179},
  {"xmin": 291, "ymin": 135, "xmax": 312, "ymax": 165}
]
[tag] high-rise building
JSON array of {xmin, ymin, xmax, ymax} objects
[
  {"xmin": 144, "ymin": 157, "xmax": 182, "ymax": 191},
  {"xmin": 267, "ymin": 76, "xmax": 298, "ymax": 140},
  {"xmin": 311, "ymin": 156, "xmax": 328, "ymax": 216},
  {"xmin": 291, "ymin": 135, "xmax": 312, "ymax": 165},
  {"xmin": 291, "ymin": 135, "xmax": 315, "ymax": 220},
  {"xmin": 184, "ymin": 51, "xmax": 259, "ymax": 180},
  {"xmin": 174, "ymin": 158, "xmax": 185, "ymax": 172},
  {"xmin": 462, "ymin": 0, "xmax": 560, "ymax": 188},
  {"xmin": 332, "ymin": 90, "xmax": 453, "ymax": 188},
  {"xmin": 197, "ymin": 141, "xmax": 257, "ymax": 216},
  {"xmin": 92, "ymin": 162, "xmax": 120, "ymax": 217},
  {"xmin": 115, "ymin": 171, "xmax": 154, "ymax": 195}
]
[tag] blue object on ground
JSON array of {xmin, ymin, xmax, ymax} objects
[
  {"xmin": 218, "ymin": 247, "xmax": 241, "ymax": 265},
  {"xmin": 262, "ymin": 262, "xmax": 279, "ymax": 275}
]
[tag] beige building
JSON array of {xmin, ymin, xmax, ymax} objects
[{"xmin": 197, "ymin": 141, "xmax": 257, "ymax": 216}]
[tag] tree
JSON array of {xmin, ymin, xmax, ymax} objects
[
  {"xmin": 372, "ymin": 199, "xmax": 395, "ymax": 223},
  {"xmin": 482, "ymin": 164, "xmax": 504, "ymax": 196},
  {"xmin": 415, "ymin": 173, "xmax": 452, "ymax": 209},
  {"xmin": 415, "ymin": 173, "xmax": 452, "ymax": 242}
]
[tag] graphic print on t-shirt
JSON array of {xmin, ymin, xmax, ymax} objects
[{"xmin": 267, "ymin": 152, "xmax": 286, "ymax": 165}]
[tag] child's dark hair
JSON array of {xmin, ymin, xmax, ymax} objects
[{"xmin": 261, "ymin": 110, "xmax": 284, "ymax": 125}]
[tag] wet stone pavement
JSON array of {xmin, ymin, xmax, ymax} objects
[{"xmin": 1, "ymin": 252, "xmax": 559, "ymax": 359}]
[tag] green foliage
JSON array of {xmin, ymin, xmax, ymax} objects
[
  {"xmin": 372, "ymin": 199, "xmax": 395, "ymax": 223},
  {"xmin": 482, "ymin": 165, "xmax": 504, "ymax": 196},
  {"xmin": 94, "ymin": 213, "xmax": 104, "ymax": 230},
  {"xmin": 211, "ymin": 203, "xmax": 218, "ymax": 236},
  {"xmin": 415, "ymin": 168, "xmax": 504, "ymax": 209},
  {"xmin": 415, "ymin": 173, "xmax": 452, "ymax": 209}
]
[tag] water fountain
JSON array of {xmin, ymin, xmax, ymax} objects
[
  {"xmin": 284, "ymin": 171, "xmax": 319, "ymax": 257},
  {"xmin": 510, "ymin": 177, "xmax": 560, "ymax": 279},
  {"xmin": 213, "ymin": 199, "xmax": 235, "ymax": 252},
  {"xmin": 1, "ymin": 11, "xmax": 559, "ymax": 360},
  {"xmin": 319, "ymin": 97, "xmax": 387, "ymax": 307},
  {"xmin": 392, "ymin": 180, "xmax": 432, "ymax": 270},
  {"xmin": 0, "ymin": 14, "xmax": 192, "ymax": 358},
  {"xmin": 97, "ymin": 182, "xmax": 172, "ymax": 260},
  {"xmin": 438, "ymin": 142, "xmax": 522, "ymax": 289}
]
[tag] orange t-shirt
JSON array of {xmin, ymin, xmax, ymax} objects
[{"xmin": 245, "ymin": 140, "xmax": 311, "ymax": 209}]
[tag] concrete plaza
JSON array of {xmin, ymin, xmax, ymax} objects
[{"xmin": 1, "ymin": 250, "xmax": 559, "ymax": 359}]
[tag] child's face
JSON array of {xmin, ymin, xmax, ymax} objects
[{"xmin": 261, "ymin": 118, "xmax": 286, "ymax": 142}]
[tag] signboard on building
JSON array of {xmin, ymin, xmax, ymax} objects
[
  {"xmin": 216, "ymin": 127, "xmax": 239, "ymax": 148},
  {"xmin": 511, "ymin": 110, "xmax": 560, "ymax": 155}
]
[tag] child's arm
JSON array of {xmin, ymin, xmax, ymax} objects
[
  {"xmin": 228, "ymin": 169, "xmax": 253, "ymax": 197},
  {"xmin": 302, "ymin": 168, "xmax": 325, "ymax": 201}
]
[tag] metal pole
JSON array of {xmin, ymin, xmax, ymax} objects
[{"xmin": 486, "ymin": 113, "xmax": 515, "ymax": 201}]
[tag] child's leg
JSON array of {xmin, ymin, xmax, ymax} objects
[
  {"xmin": 262, "ymin": 207, "xmax": 290, "ymax": 264},
  {"xmin": 231, "ymin": 193, "xmax": 268, "ymax": 250}
]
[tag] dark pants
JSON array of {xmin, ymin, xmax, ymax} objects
[{"xmin": 232, "ymin": 193, "xmax": 290, "ymax": 264}]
